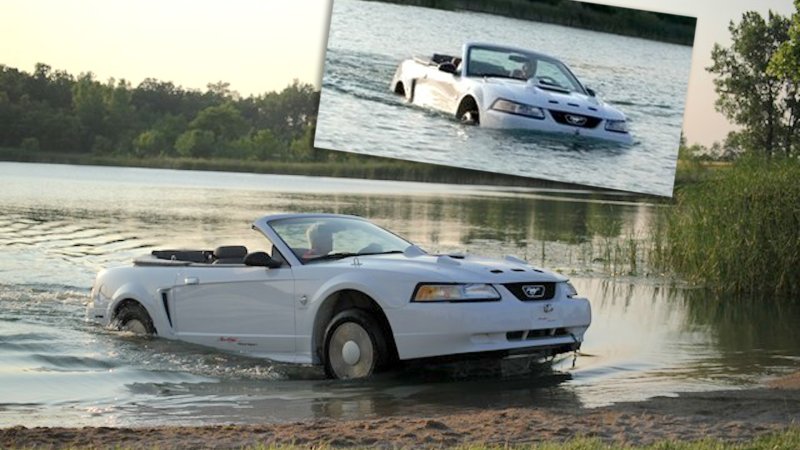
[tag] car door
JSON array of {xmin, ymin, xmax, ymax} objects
[
  {"xmin": 169, "ymin": 264, "xmax": 295, "ymax": 358},
  {"xmin": 423, "ymin": 68, "xmax": 461, "ymax": 113}
]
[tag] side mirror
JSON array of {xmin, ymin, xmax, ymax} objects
[
  {"xmin": 438, "ymin": 62, "xmax": 457, "ymax": 75},
  {"xmin": 244, "ymin": 251, "xmax": 283, "ymax": 268},
  {"xmin": 586, "ymin": 88, "xmax": 597, "ymax": 97}
]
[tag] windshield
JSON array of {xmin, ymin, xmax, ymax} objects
[
  {"xmin": 466, "ymin": 46, "xmax": 585, "ymax": 94},
  {"xmin": 269, "ymin": 217, "xmax": 412, "ymax": 264}
]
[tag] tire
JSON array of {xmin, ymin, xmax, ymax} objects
[
  {"xmin": 323, "ymin": 309, "xmax": 387, "ymax": 379},
  {"xmin": 114, "ymin": 302, "xmax": 156, "ymax": 335},
  {"xmin": 457, "ymin": 98, "xmax": 479, "ymax": 125}
]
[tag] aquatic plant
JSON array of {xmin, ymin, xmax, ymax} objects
[{"xmin": 658, "ymin": 158, "xmax": 800, "ymax": 298}]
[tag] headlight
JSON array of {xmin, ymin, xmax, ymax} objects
[
  {"xmin": 564, "ymin": 281, "xmax": 578, "ymax": 298},
  {"xmin": 412, "ymin": 283, "xmax": 501, "ymax": 302},
  {"xmin": 490, "ymin": 98, "xmax": 545, "ymax": 119},
  {"xmin": 605, "ymin": 119, "xmax": 628, "ymax": 133}
]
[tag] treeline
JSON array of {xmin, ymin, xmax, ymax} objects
[
  {"xmin": 367, "ymin": 0, "xmax": 696, "ymax": 46},
  {"xmin": 0, "ymin": 63, "xmax": 325, "ymax": 162}
]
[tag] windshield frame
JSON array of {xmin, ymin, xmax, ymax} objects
[
  {"xmin": 266, "ymin": 216, "xmax": 414, "ymax": 265},
  {"xmin": 464, "ymin": 44, "xmax": 587, "ymax": 95}
]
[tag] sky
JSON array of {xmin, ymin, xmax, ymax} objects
[{"xmin": 1, "ymin": 0, "xmax": 796, "ymax": 147}]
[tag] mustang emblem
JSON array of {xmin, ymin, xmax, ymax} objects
[
  {"xmin": 522, "ymin": 285, "xmax": 546, "ymax": 299},
  {"xmin": 543, "ymin": 304, "xmax": 554, "ymax": 313},
  {"xmin": 565, "ymin": 114, "xmax": 587, "ymax": 126}
]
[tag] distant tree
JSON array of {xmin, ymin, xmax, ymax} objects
[
  {"xmin": 189, "ymin": 102, "xmax": 248, "ymax": 142},
  {"xmin": 206, "ymin": 81, "xmax": 240, "ymax": 101},
  {"xmin": 249, "ymin": 129, "xmax": 286, "ymax": 160},
  {"xmin": 708, "ymin": 10, "xmax": 795, "ymax": 158},
  {"xmin": 133, "ymin": 129, "xmax": 167, "ymax": 157},
  {"xmin": 72, "ymin": 73, "xmax": 106, "ymax": 148},
  {"xmin": 289, "ymin": 124, "xmax": 320, "ymax": 161},
  {"xmin": 175, "ymin": 129, "xmax": 215, "ymax": 158}
]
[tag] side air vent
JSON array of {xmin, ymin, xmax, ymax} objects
[{"xmin": 161, "ymin": 291, "xmax": 173, "ymax": 327}]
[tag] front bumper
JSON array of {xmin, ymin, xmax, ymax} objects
[
  {"xmin": 386, "ymin": 290, "xmax": 591, "ymax": 361},
  {"xmin": 481, "ymin": 109, "xmax": 633, "ymax": 144}
]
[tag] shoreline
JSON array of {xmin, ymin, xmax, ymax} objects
[
  {"xmin": 0, "ymin": 148, "xmax": 602, "ymax": 193},
  {"xmin": 3, "ymin": 376, "xmax": 799, "ymax": 449}
]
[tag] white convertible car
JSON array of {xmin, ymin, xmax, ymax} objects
[
  {"xmin": 391, "ymin": 42, "xmax": 632, "ymax": 144},
  {"xmin": 87, "ymin": 213, "xmax": 591, "ymax": 379}
]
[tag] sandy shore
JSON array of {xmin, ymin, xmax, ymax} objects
[{"xmin": 3, "ymin": 374, "xmax": 800, "ymax": 449}]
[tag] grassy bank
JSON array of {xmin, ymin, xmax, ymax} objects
[
  {"xmin": 656, "ymin": 158, "xmax": 800, "ymax": 298},
  {"xmin": 367, "ymin": 0, "xmax": 696, "ymax": 46},
  {"xmin": 5, "ymin": 428, "xmax": 798, "ymax": 450},
  {"xmin": 0, "ymin": 146, "xmax": 613, "ymax": 192}
]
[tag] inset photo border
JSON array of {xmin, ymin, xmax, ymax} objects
[{"xmin": 314, "ymin": 0, "xmax": 697, "ymax": 196}]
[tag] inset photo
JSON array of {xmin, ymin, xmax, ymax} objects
[{"xmin": 315, "ymin": 0, "xmax": 697, "ymax": 196}]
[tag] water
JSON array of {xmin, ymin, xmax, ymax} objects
[
  {"xmin": 315, "ymin": 0, "xmax": 693, "ymax": 197},
  {"xmin": 2, "ymin": 162, "xmax": 799, "ymax": 428}
]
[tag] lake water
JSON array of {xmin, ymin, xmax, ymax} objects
[
  {"xmin": 1, "ymin": 162, "xmax": 798, "ymax": 428},
  {"xmin": 315, "ymin": 0, "xmax": 693, "ymax": 197}
]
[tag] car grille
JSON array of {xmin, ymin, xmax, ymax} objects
[
  {"xmin": 549, "ymin": 110, "xmax": 601, "ymax": 129},
  {"xmin": 504, "ymin": 282, "xmax": 557, "ymax": 301},
  {"xmin": 507, "ymin": 328, "xmax": 569, "ymax": 341}
]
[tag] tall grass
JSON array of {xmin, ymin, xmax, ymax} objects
[{"xmin": 657, "ymin": 158, "xmax": 800, "ymax": 298}]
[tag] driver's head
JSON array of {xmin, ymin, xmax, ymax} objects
[
  {"xmin": 523, "ymin": 58, "xmax": 537, "ymax": 78},
  {"xmin": 306, "ymin": 223, "xmax": 333, "ymax": 255}
]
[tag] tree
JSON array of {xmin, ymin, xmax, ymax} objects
[
  {"xmin": 189, "ymin": 102, "xmax": 248, "ymax": 142},
  {"xmin": 770, "ymin": 0, "xmax": 800, "ymax": 83},
  {"xmin": 133, "ymin": 129, "xmax": 167, "ymax": 157},
  {"xmin": 249, "ymin": 129, "xmax": 286, "ymax": 160},
  {"xmin": 72, "ymin": 73, "xmax": 106, "ymax": 148},
  {"xmin": 707, "ymin": 11, "xmax": 793, "ymax": 158},
  {"xmin": 768, "ymin": 0, "xmax": 800, "ymax": 155},
  {"xmin": 175, "ymin": 129, "xmax": 215, "ymax": 158}
]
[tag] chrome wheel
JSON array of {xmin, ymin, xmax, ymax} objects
[
  {"xmin": 460, "ymin": 110, "xmax": 479, "ymax": 125},
  {"xmin": 121, "ymin": 318, "xmax": 148, "ymax": 335},
  {"xmin": 327, "ymin": 321, "xmax": 376, "ymax": 379},
  {"xmin": 323, "ymin": 309, "xmax": 390, "ymax": 380}
]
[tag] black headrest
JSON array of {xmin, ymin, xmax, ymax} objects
[{"xmin": 214, "ymin": 245, "xmax": 248, "ymax": 259}]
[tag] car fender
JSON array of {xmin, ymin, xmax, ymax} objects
[
  {"xmin": 109, "ymin": 282, "xmax": 166, "ymax": 334},
  {"xmin": 455, "ymin": 84, "xmax": 485, "ymax": 116},
  {"xmin": 309, "ymin": 270, "xmax": 407, "ymax": 311}
]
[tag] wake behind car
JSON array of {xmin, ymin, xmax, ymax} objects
[
  {"xmin": 391, "ymin": 42, "xmax": 633, "ymax": 144},
  {"xmin": 87, "ymin": 213, "xmax": 591, "ymax": 379}
]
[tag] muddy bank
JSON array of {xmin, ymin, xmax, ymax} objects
[{"xmin": 3, "ymin": 381, "xmax": 800, "ymax": 449}]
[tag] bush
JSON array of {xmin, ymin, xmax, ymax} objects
[{"xmin": 20, "ymin": 137, "xmax": 40, "ymax": 151}]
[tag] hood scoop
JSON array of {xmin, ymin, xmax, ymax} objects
[
  {"xmin": 504, "ymin": 255, "xmax": 543, "ymax": 273},
  {"xmin": 403, "ymin": 245, "xmax": 427, "ymax": 258},
  {"xmin": 436, "ymin": 255, "xmax": 462, "ymax": 266}
]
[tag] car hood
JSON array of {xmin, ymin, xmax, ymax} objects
[
  {"xmin": 480, "ymin": 78, "xmax": 626, "ymax": 120},
  {"xmin": 321, "ymin": 250, "xmax": 568, "ymax": 284}
]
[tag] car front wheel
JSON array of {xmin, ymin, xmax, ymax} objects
[
  {"xmin": 324, "ymin": 310, "xmax": 385, "ymax": 379},
  {"xmin": 114, "ymin": 302, "xmax": 156, "ymax": 335}
]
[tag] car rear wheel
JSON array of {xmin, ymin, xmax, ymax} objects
[
  {"xmin": 324, "ymin": 310, "xmax": 386, "ymax": 379},
  {"xmin": 114, "ymin": 302, "xmax": 156, "ymax": 335}
]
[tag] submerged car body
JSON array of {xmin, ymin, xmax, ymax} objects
[
  {"xmin": 87, "ymin": 213, "xmax": 591, "ymax": 379},
  {"xmin": 391, "ymin": 42, "xmax": 632, "ymax": 144}
]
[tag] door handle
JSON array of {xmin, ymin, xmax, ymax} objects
[{"xmin": 184, "ymin": 277, "xmax": 199, "ymax": 285}]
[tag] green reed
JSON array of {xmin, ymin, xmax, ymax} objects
[{"xmin": 656, "ymin": 158, "xmax": 800, "ymax": 298}]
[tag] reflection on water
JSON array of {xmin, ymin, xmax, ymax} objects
[{"xmin": 1, "ymin": 163, "xmax": 798, "ymax": 427}]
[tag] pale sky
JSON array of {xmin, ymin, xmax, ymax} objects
[{"xmin": 1, "ymin": 0, "xmax": 796, "ymax": 147}]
